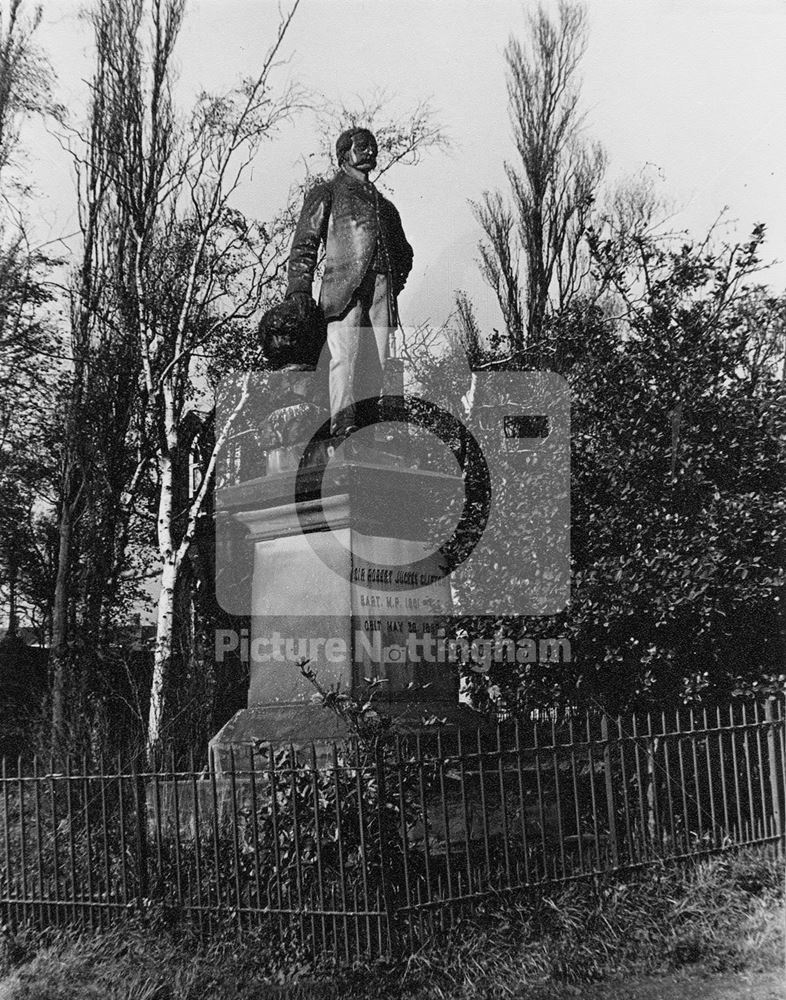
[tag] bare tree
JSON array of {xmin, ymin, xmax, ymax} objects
[
  {"xmin": 312, "ymin": 89, "xmax": 449, "ymax": 185},
  {"xmin": 0, "ymin": 0, "xmax": 54, "ymax": 177},
  {"xmin": 473, "ymin": 0, "xmax": 605, "ymax": 354},
  {"xmin": 0, "ymin": 0, "xmax": 60, "ymax": 408},
  {"xmin": 50, "ymin": 2, "xmax": 149, "ymax": 748},
  {"xmin": 0, "ymin": 0, "xmax": 59, "ymax": 404},
  {"xmin": 81, "ymin": 0, "xmax": 303, "ymax": 752}
]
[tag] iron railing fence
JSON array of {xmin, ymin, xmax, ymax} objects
[{"xmin": 1, "ymin": 697, "xmax": 784, "ymax": 962}]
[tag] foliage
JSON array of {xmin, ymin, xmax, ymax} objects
[
  {"xmin": 435, "ymin": 222, "xmax": 786, "ymax": 714},
  {"xmin": 40, "ymin": 0, "xmax": 308, "ymax": 756},
  {"xmin": 297, "ymin": 658, "xmax": 394, "ymax": 746},
  {"xmin": 553, "ymin": 224, "xmax": 785, "ymax": 710},
  {"xmin": 0, "ymin": 1, "xmax": 62, "ymax": 673},
  {"xmin": 0, "ymin": 244, "xmax": 60, "ymax": 641},
  {"xmin": 442, "ymin": 0, "xmax": 784, "ymax": 714},
  {"xmin": 0, "ymin": 0, "xmax": 61, "ymax": 183}
]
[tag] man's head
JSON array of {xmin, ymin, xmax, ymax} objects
[{"xmin": 336, "ymin": 127, "xmax": 378, "ymax": 174}]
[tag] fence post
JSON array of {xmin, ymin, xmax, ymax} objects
[
  {"xmin": 600, "ymin": 715, "xmax": 620, "ymax": 867},
  {"xmin": 764, "ymin": 699, "xmax": 783, "ymax": 843},
  {"xmin": 131, "ymin": 764, "xmax": 149, "ymax": 909},
  {"xmin": 374, "ymin": 742, "xmax": 399, "ymax": 957}
]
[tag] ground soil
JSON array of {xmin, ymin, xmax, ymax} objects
[{"xmin": 540, "ymin": 968, "xmax": 785, "ymax": 1000}]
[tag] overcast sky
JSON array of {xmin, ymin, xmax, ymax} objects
[{"xmin": 26, "ymin": 0, "xmax": 786, "ymax": 331}]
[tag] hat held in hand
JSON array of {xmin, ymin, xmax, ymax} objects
[{"xmin": 258, "ymin": 294, "xmax": 326, "ymax": 370}]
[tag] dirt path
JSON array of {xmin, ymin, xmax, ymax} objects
[{"xmin": 547, "ymin": 969, "xmax": 785, "ymax": 1000}]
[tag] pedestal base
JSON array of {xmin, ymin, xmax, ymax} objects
[
  {"xmin": 213, "ymin": 448, "xmax": 480, "ymax": 764},
  {"xmin": 212, "ymin": 699, "xmax": 486, "ymax": 744}
]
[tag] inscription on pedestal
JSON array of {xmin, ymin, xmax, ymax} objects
[{"xmin": 349, "ymin": 532, "xmax": 454, "ymax": 698}]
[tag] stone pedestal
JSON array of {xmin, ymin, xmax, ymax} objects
[{"xmin": 211, "ymin": 447, "xmax": 484, "ymax": 758}]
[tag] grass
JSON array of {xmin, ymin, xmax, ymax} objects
[
  {"xmin": 400, "ymin": 849, "xmax": 784, "ymax": 997},
  {"xmin": 0, "ymin": 847, "xmax": 783, "ymax": 1000}
]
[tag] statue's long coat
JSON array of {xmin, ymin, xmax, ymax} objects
[{"xmin": 286, "ymin": 170, "xmax": 414, "ymax": 322}]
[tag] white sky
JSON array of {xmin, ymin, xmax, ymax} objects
[{"xmin": 25, "ymin": 0, "xmax": 786, "ymax": 331}]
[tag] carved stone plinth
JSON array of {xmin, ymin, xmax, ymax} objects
[{"xmin": 210, "ymin": 448, "xmax": 485, "ymax": 762}]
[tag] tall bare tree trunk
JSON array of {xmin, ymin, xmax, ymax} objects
[
  {"xmin": 148, "ymin": 554, "xmax": 179, "ymax": 751},
  {"xmin": 147, "ymin": 437, "xmax": 175, "ymax": 752},
  {"xmin": 49, "ymin": 505, "xmax": 71, "ymax": 742},
  {"xmin": 50, "ymin": 440, "xmax": 84, "ymax": 749}
]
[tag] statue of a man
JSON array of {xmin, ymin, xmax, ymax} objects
[{"xmin": 285, "ymin": 128, "xmax": 414, "ymax": 437}]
